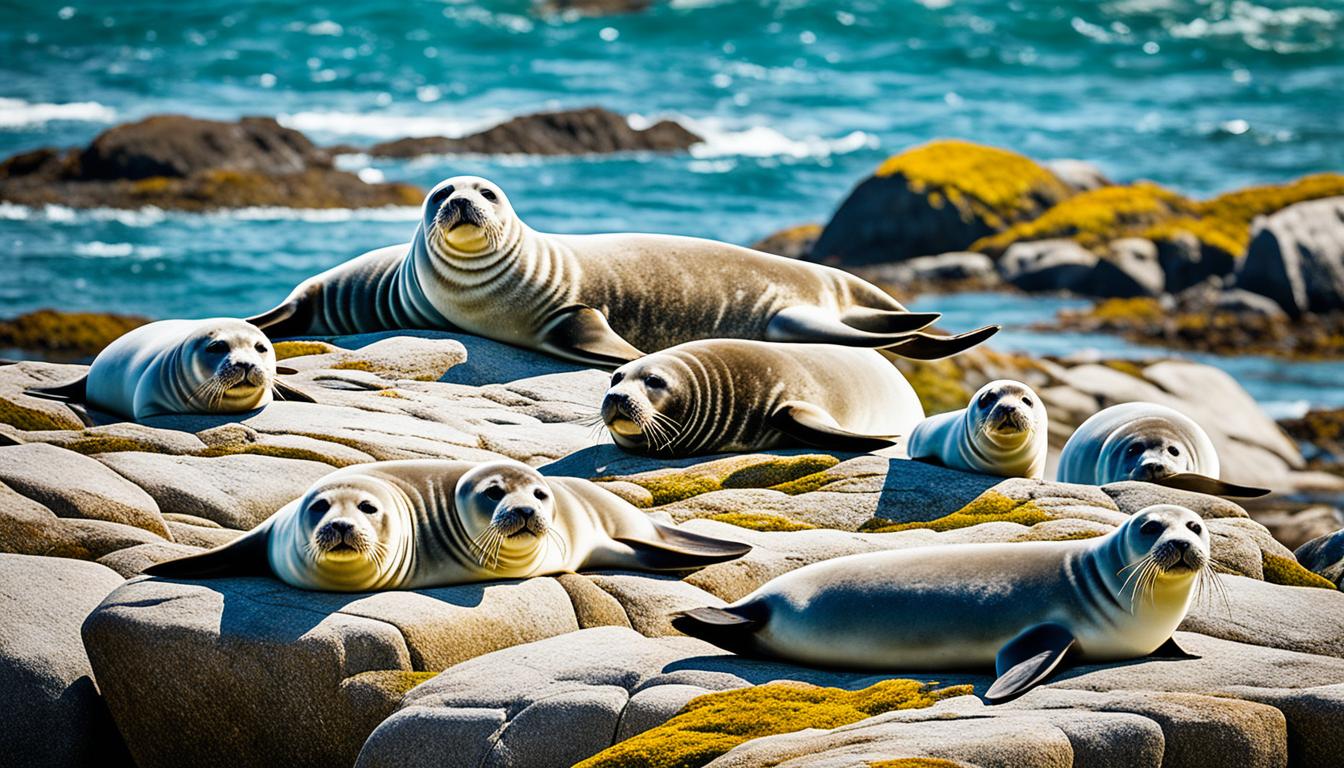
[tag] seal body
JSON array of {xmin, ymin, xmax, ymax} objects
[
  {"xmin": 249, "ymin": 176, "xmax": 998, "ymax": 366},
  {"xmin": 907, "ymin": 380, "xmax": 1048, "ymax": 479},
  {"xmin": 674, "ymin": 505, "xmax": 1210, "ymax": 701},
  {"xmin": 601, "ymin": 339, "xmax": 923, "ymax": 457},
  {"xmin": 145, "ymin": 459, "xmax": 750, "ymax": 591},
  {"xmin": 1057, "ymin": 402, "xmax": 1268, "ymax": 496},
  {"xmin": 25, "ymin": 318, "xmax": 298, "ymax": 421}
]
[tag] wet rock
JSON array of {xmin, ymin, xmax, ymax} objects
[
  {"xmin": 367, "ymin": 108, "xmax": 699, "ymax": 158},
  {"xmin": 1236, "ymin": 196, "xmax": 1344, "ymax": 317}
]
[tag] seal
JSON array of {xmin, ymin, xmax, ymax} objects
[
  {"xmin": 1057, "ymin": 402, "xmax": 1269, "ymax": 497},
  {"xmin": 600, "ymin": 339, "xmax": 924, "ymax": 457},
  {"xmin": 906, "ymin": 379, "xmax": 1048, "ymax": 479},
  {"xmin": 144, "ymin": 458, "xmax": 751, "ymax": 591},
  {"xmin": 246, "ymin": 176, "xmax": 999, "ymax": 367},
  {"xmin": 24, "ymin": 318, "xmax": 312, "ymax": 421},
  {"xmin": 673, "ymin": 504, "xmax": 1213, "ymax": 703}
]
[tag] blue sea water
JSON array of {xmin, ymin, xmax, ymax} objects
[{"xmin": 1, "ymin": 0, "xmax": 1341, "ymax": 410}]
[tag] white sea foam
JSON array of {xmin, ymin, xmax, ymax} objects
[
  {"xmin": 73, "ymin": 241, "xmax": 164, "ymax": 259},
  {"xmin": 673, "ymin": 116, "xmax": 877, "ymax": 160},
  {"xmin": 278, "ymin": 110, "xmax": 507, "ymax": 139},
  {"xmin": 0, "ymin": 202, "xmax": 420, "ymax": 225},
  {"xmin": 0, "ymin": 98, "xmax": 117, "ymax": 128}
]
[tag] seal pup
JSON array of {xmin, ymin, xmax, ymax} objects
[
  {"xmin": 600, "ymin": 339, "xmax": 924, "ymax": 457},
  {"xmin": 247, "ymin": 176, "xmax": 999, "ymax": 367},
  {"xmin": 1057, "ymin": 402, "xmax": 1269, "ymax": 497},
  {"xmin": 25, "ymin": 318, "xmax": 312, "ymax": 421},
  {"xmin": 145, "ymin": 459, "xmax": 751, "ymax": 591},
  {"xmin": 906, "ymin": 379, "xmax": 1048, "ymax": 479},
  {"xmin": 673, "ymin": 504, "xmax": 1212, "ymax": 703}
]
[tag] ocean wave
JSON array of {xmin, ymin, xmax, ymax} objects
[
  {"xmin": 0, "ymin": 202, "xmax": 420, "ymax": 225},
  {"xmin": 1164, "ymin": 1, "xmax": 1338, "ymax": 53},
  {"xmin": 669, "ymin": 116, "xmax": 878, "ymax": 160},
  {"xmin": 0, "ymin": 98, "xmax": 117, "ymax": 129},
  {"xmin": 73, "ymin": 241, "xmax": 164, "ymax": 259},
  {"xmin": 278, "ymin": 110, "xmax": 508, "ymax": 140}
]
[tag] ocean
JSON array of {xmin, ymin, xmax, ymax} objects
[{"xmin": 1, "ymin": 0, "xmax": 1342, "ymax": 412}]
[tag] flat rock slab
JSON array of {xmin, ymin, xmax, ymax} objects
[{"xmin": 0, "ymin": 443, "xmax": 168, "ymax": 537}]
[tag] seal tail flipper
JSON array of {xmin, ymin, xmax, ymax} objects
[
  {"xmin": 769, "ymin": 401, "xmax": 897, "ymax": 452},
  {"xmin": 985, "ymin": 622, "xmax": 1078, "ymax": 704},
  {"xmin": 883, "ymin": 325, "xmax": 1001, "ymax": 360},
  {"xmin": 839, "ymin": 306, "xmax": 943, "ymax": 334},
  {"xmin": 24, "ymin": 376, "xmax": 88, "ymax": 404},
  {"xmin": 1152, "ymin": 473, "xmax": 1271, "ymax": 499},
  {"xmin": 247, "ymin": 284, "xmax": 320, "ymax": 339},
  {"xmin": 614, "ymin": 523, "xmax": 751, "ymax": 571},
  {"xmin": 539, "ymin": 305, "xmax": 645, "ymax": 369},
  {"xmin": 767, "ymin": 306, "xmax": 940, "ymax": 347},
  {"xmin": 1149, "ymin": 636, "xmax": 1199, "ymax": 659},
  {"xmin": 670, "ymin": 602, "xmax": 769, "ymax": 656},
  {"xmin": 271, "ymin": 378, "xmax": 317, "ymax": 404},
  {"xmin": 142, "ymin": 524, "xmax": 272, "ymax": 579}
]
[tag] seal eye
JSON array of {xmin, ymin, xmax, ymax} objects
[
  {"xmin": 1127, "ymin": 444, "xmax": 1143, "ymax": 456},
  {"xmin": 1168, "ymin": 446, "xmax": 1180, "ymax": 456},
  {"xmin": 430, "ymin": 185, "xmax": 454, "ymax": 206},
  {"xmin": 484, "ymin": 485, "xmax": 505, "ymax": 501},
  {"xmin": 254, "ymin": 342, "xmax": 268, "ymax": 354},
  {"xmin": 978, "ymin": 391, "xmax": 993, "ymax": 408},
  {"xmin": 644, "ymin": 374, "xmax": 666, "ymax": 389},
  {"xmin": 533, "ymin": 488, "xmax": 549, "ymax": 501},
  {"xmin": 480, "ymin": 188, "xmax": 498, "ymax": 202},
  {"xmin": 1140, "ymin": 519, "xmax": 1163, "ymax": 536},
  {"xmin": 1021, "ymin": 396, "xmax": 1033, "ymax": 408},
  {"xmin": 357, "ymin": 501, "xmax": 379, "ymax": 515},
  {"xmin": 309, "ymin": 498, "xmax": 331, "ymax": 515},
  {"xmin": 611, "ymin": 372, "xmax": 624, "ymax": 385},
  {"xmin": 206, "ymin": 340, "xmax": 229, "ymax": 354},
  {"xmin": 1186, "ymin": 521, "xmax": 1202, "ymax": 535}
]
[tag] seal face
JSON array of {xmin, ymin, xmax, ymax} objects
[
  {"xmin": 1058, "ymin": 402, "xmax": 1269, "ymax": 497},
  {"xmin": 908, "ymin": 379, "xmax": 1048, "ymax": 479},
  {"xmin": 599, "ymin": 339, "xmax": 923, "ymax": 457},
  {"xmin": 247, "ymin": 176, "xmax": 1000, "ymax": 368},
  {"xmin": 143, "ymin": 459, "xmax": 751, "ymax": 591},
  {"xmin": 672, "ymin": 504, "xmax": 1212, "ymax": 703},
  {"xmin": 24, "ymin": 318, "xmax": 312, "ymax": 421}
]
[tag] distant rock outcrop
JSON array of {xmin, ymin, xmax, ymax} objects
[
  {"xmin": 366, "ymin": 107, "xmax": 700, "ymax": 158},
  {"xmin": 1236, "ymin": 196, "xmax": 1344, "ymax": 317}
]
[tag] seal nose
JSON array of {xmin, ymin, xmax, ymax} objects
[
  {"xmin": 601, "ymin": 391, "xmax": 631, "ymax": 421},
  {"xmin": 1172, "ymin": 539, "xmax": 1190, "ymax": 552},
  {"xmin": 329, "ymin": 519, "xmax": 354, "ymax": 534},
  {"xmin": 513, "ymin": 506, "xmax": 537, "ymax": 519}
]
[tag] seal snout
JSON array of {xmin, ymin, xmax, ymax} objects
[
  {"xmin": 601, "ymin": 391, "xmax": 646, "ymax": 440},
  {"xmin": 314, "ymin": 518, "xmax": 367, "ymax": 555}
]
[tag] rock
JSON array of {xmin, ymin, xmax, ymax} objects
[
  {"xmin": 1224, "ymin": 684, "xmax": 1344, "ymax": 768},
  {"xmin": 83, "ymin": 575, "xmax": 588, "ymax": 768},
  {"xmin": 1236, "ymin": 196, "xmax": 1344, "ymax": 316},
  {"xmin": 0, "ymin": 554, "xmax": 130, "ymax": 767},
  {"xmin": 1181, "ymin": 574, "xmax": 1344, "ymax": 658},
  {"xmin": 78, "ymin": 115, "xmax": 326, "ymax": 180},
  {"xmin": 1296, "ymin": 529, "xmax": 1344, "ymax": 586},
  {"xmin": 0, "ymin": 443, "xmax": 168, "ymax": 537},
  {"xmin": 1083, "ymin": 238, "xmax": 1165, "ymax": 297},
  {"xmin": 367, "ymin": 108, "xmax": 699, "ymax": 158},
  {"xmin": 1046, "ymin": 159, "xmax": 1112, "ymax": 192},
  {"xmin": 750, "ymin": 223, "xmax": 821, "ymax": 260},
  {"xmin": 96, "ymin": 541, "xmax": 206, "ymax": 577},
  {"xmin": 580, "ymin": 572, "xmax": 726, "ymax": 636},
  {"xmin": 0, "ymin": 309, "xmax": 149, "ymax": 360},
  {"xmin": 1253, "ymin": 506, "xmax": 1342, "ymax": 552},
  {"xmin": 96, "ymin": 452, "xmax": 333, "ymax": 530},
  {"xmin": 0, "ymin": 360, "xmax": 92, "ymax": 431},
  {"xmin": 1158, "ymin": 230, "xmax": 1237, "ymax": 294},
  {"xmin": 810, "ymin": 140, "xmax": 1073, "ymax": 266},
  {"xmin": 0, "ymin": 482, "xmax": 166, "ymax": 561},
  {"xmin": 854, "ymin": 251, "xmax": 1002, "ymax": 293},
  {"xmin": 1216, "ymin": 288, "xmax": 1290, "ymax": 319},
  {"xmin": 999, "ymin": 239, "xmax": 1099, "ymax": 292},
  {"xmin": 275, "ymin": 335, "xmax": 467, "ymax": 382}
]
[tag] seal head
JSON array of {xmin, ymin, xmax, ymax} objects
[
  {"xmin": 453, "ymin": 461, "xmax": 568, "ymax": 575},
  {"xmin": 600, "ymin": 356, "xmax": 692, "ymax": 455},
  {"xmin": 422, "ymin": 176, "xmax": 522, "ymax": 260}
]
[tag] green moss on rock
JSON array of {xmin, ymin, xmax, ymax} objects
[
  {"xmin": 861, "ymin": 490, "xmax": 1050, "ymax": 533},
  {"xmin": 768, "ymin": 470, "xmax": 842, "ymax": 495},
  {"xmin": 0, "ymin": 397, "xmax": 83, "ymax": 431},
  {"xmin": 577, "ymin": 679, "xmax": 970, "ymax": 768},
  {"xmin": 63, "ymin": 435, "xmax": 149, "ymax": 455},
  {"xmin": 706, "ymin": 512, "xmax": 816, "ymax": 532},
  {"xmin": 870, "ymin": 760, "xmax": 966, "ymax": 768},
  {"xmin": 198, "ymin": 443, "xmax": 346, "ymax": 466},
  {"xmin": 611, "ymin": 454, "xmax": 841, "ymax": 506},
  {"xmin": 0, "ymin": 308, "xmax": 148, "ymax": 356},
  {"xmin": 1261, "ymin": 552, "xmax": 1336, "ymax": 590}
]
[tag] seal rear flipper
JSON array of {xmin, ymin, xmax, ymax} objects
[
  {"xmin": 247, "ymin": 284, "xmax": 319, "ymax": 339},
  {"xmin": 767, "ymin": 305, "xmax": 940, "ymax": 347},
  {"xmin": 539, "ymin": 305, "xmax": 645, "ymax": 368},
  {"xmin": 24, "ymin": 376, "xmax": 88, "ymax": 405},
  {"xmin": 670, "ymin": 602, "xmax": 769, "ymax": 656},
  {"xmin": 271, "ymin": 378, "xmax": 317, "ymax": 404},
  {"xmin": 142, "ymin": 525, "xmax": 272, "ymax": 579},
  {"xmin": 883, "ymin": 325, "xmax": 1001, "ymax": 360},
  {"xmin": 1152, "ymin": 472, "xmax": 1271, "ymax": 499},
  {"xmin": 1149, "ymin": 636, "xmax": 1199, "ymax": 659},
  {"xmin": 613, "ymin": 523, "xmax": 751, "ymax": 570},
  {"xmin": 769, "ymin": 401, "xmax": 897, "ymax": 452},
  {"xmin": 985, "ymin": 622, "xmax": 1078, "ymax": 704}
]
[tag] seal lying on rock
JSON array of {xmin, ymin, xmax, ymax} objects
[
  {"xmin": 673, "ymin": 504, "xmax": 1212, "ymax": 703},
  {"xmin": 246, "ymin": 175, "xmax": 999, "ymax": 367},
  {"xmin": 599, "ymin": 339, "xmax": 924, "ymax": 457},
  {"xmin": 145, "ymin": 459, "xmax": 750, "ymax": 591},
  {"xmin": 1057, "ymin": 402, "xmax": 1270, "ymax": 497},
  {"xmin": 906, "ymin": 379, "xmax": 1048, "ymax": 479},
  {"xmin": 24, "ymin": 318, "xmax": 312, "ymax": 421}
]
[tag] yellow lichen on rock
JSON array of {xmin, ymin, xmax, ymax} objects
[
  {"xmin": 706, "ymin": 511, "xmax": 816, "ymax": 532},
  {"xmin": 609, "ymin": 454, "xmax": 841, "ymax": 506},
  {"xmin": 1261, "ymin": 552, "xmax": 1336, "ymax": 590},
  {"xmin": 892, "ymin": 357, "xmax": 973, "ymax": 416},
  {"xmin": 0, "ymin": 397, "xmax": 84, "ymax": 431},
  {"xmin": 875, "ymin": 140, "xmax": 1071, "ymax": 229},
  {"xmin": 972, "ymin": 182, "xmax": 1189, "ymax": 255},
  {"xmin": 0, "ymin": 308, "xmax": 148, "ymax": 356},
  {"xmin": 861, "ymin": 490, "xmax": 1051, "ymax": 533},
  {"xmin": 273, "ymin": 340, "xmax": 335, "ymax": 360},
  {"xmin": 576, "ymin": 679, "xmax": 970, "ymax": 768},
  {"xmin": 869, "ymin": 760, "xmax": 967, "ymax": 768},
  {"xmin": 1173, "ymin": 172, "xmax": 1344, "ymax": 257}
]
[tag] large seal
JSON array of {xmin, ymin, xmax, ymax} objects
[
  {"xmin": 906, "ymin": 379, "xmax": 1048, "ymax": 479},
  {"xmin": 673, "ymin": 504, "xmax": 1212, "ymax": 703},
  {"xmin": 145, "ymin": 459, "xmax": 751, "ymax": 591},
  {"xmin": 1057, "ymin": 402, "xmax": 1269, "ymax": 497},
  {"xmin": 246, "ymin": 176, "xmax": 999, "ymax": 367},
  {"xmin": 600, "ymin": 339, "xmax": 924, "ymax": 457},
  {"xmin": 25, "ymin": 318, "xmax": 311, "ymax": 421}
]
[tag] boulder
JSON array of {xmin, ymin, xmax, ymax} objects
[
  {"xmin": 368, "ymin": 108, "xmax": 699, "ymax": 158},
  {"xmin": 0, "ymin": 443, "xmax": 168, "ymax": 537},
  {"xmin": 1236, "ymin": 196, "xmax": 1344, "ymax": 316},
  {"xmin": 999, "ymin": 239, "xmax": 1099, "ymax": 292},
  {"xmin": 1216, "ymin": 288, "xmax": 1289, "ymax": 319},
  {"xmin": 810, "ymin": 140, "xmax": 1073, "ymax": 265},
  {"xmin": 855, "ymin": 251, "xmax": 1002, "ymax": 292},
  {"xmin": 78, "ymin": 115, "xmax": 328, "ymax": 181},
  {"xmin": 0, "ymin": 554, "xmax": 130, "ymax": 767},
  {"xmin": 750, "ymin": 224, "xmax": 822, "ymax": 260},
  {"xmin": 1157, "ymin": 230, "xmax": 1237, "ymax": 294},
  {"xmin": 1082, "ymin": 238, "xmax": 1165, "ymax": 297},
  {"xmin": 96, "ymin": 541, "xmax": 206, "ymax": 577},
  {"xmin": 1045, "ymin": 158, "xmax": 1112, "ymax": 192},
  {"xmin": 1296, "ymin": 529, "xmax": 1344, "ymax": 586}
]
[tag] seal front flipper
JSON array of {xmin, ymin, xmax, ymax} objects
[
  {"xmin": 769, "ymin": 401, "xmax": 897, "ymax": 452},
  {"xmin": 613, "ymin": 522, "xmax": 751, "ymax": 570},
  {"xmin": 670, "ymin": 602, "xmax": 769, "ymax": 656},
  {"xmin": 985, "ymin": 622, "xmax": 1078, "ymax": 704},
  {"xmin": 24, "ymin": 375, "xmax": 87, "ymax": 405},
  {"xmin": 538, "ymin": 305, "xmax": 645, "ymax": 368},
  {"xmin": 767, "ymin": 306, "xmax": 940, "ymax": 347},
  {"xmin": 883, "ymin": 325, "xmax": 1001, "ymax": 360},
  {"xmin": 142, "ymin": 523, "xmax": 273, "ymax": 579},
  {"xmin": 1149, "ymin": 636, "xmax": 1199, "ymax": 659},
  {"xmin": 1152, "ymin": 472, "xmax": 1271, "ymax": 499}
]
